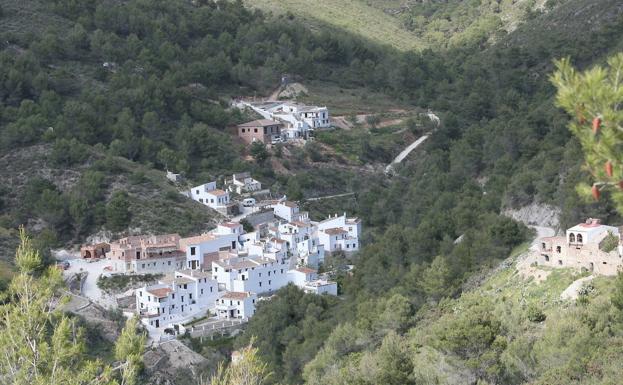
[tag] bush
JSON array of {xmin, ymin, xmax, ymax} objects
[
  {"xmin": 600, "ymin": 231, "xmax": 618, "ymax": 253},
  {"xmin": 527, "ymin": 304, "xmax": 546, "ymax": 323}
]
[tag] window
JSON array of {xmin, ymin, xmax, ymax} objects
[
  {"xmin": 569, "ymin": 233, "xmax": 576, "ymax": 243},
  {"xmin": 259, "ymin": 282, "xmax": 262, "ymax": 287},
  {"xmin": 196, "ymin": 190, "xmax": 199, "ymax": 194},
  {"xmin": 556, "ymin": 246, "xmax": 561, "ymax": 253},
  {"xmin": 190, "ymin": 247, "xmax": 196, "ymax": 256},
  {"xmin": 280, "ymin": 269, "xmax": 284, "ymax": 274},
  {"xmin": 577, "ymin": 234, "xmax": 583, "ymax": 243},
  {"xmin": 269, "ymin": 280, "xmax": 272, "ymax": 285},
  {"xmin": 544, "ymin": 255, "xmax": 549, "ymax": 262},
  {"xmin": 142, "ymin": 264, "xmax": 145, "ymax": 268},
  {"xmin": 200, "ymin": 289, "xmax": 204, "ymax": 294},
  {"xmin": 254, "ymin": 128, "xmax": 258, "ymax": 133},
  {"xmin": 168, "ymin": 261, "xmax": 171, "ymax": 265},
  {"xmin": 172, "ymin": 294, "xmax": 175, "ymax": 299},
  {"xmin": 189, "ymin": 293, "xmax": 193, "ymax": 299},
  {"xmin": 558, "ymin": 260, "xmax": 563, "ymax": 265}
]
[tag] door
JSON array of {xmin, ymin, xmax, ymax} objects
[{"xmin": 155, "ymin": 320, "xmax": 159, "ymax": 328}]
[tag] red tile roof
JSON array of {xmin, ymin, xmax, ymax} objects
[
  {"xmin": 296, "ymin": 267, "xmax": 316, "ymax": 274},
  {"xmin": 221, "ymin": 291, "xmax": 252, "ymax": 300},
  {"xmin": 323, "ymin": 228, "xmax": 347, "ymax": 235},
  {"xmin": 147, "ymin": 288, "xmax": 172, "ymax": 298}
]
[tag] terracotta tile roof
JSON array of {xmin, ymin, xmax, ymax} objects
[
  {"xmin": 221, "ymin": 291, "xmax": 252, "ymax": 300},
  {"xmin": 296, "ymin": 267, "xmax": 317, "ymax": 274},
  {"xmin": 281, "ymin": 201, "xmax": 298, "ymax": 208},
  {"xmin": 208, "ymin": 189, "xmax": 228, "ymax": 196},
  {"xmin": 147, "ymin": 288, "xmax": 172, "ymax": 298},
  {"xmin": 323, "ymin": 228, "xmax": 347, "ymax": 235},
  {"xmin": 180, "ymin": 233, "xmax": 217, "ymax": 246}
]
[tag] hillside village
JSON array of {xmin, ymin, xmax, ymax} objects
[
  {"xmin": 73, "ymin": 173, "xmax": 361, "ymax": 337},
  {"xmin": 234, "ymin": 99, "xmax": 331, "ymax": 143}
]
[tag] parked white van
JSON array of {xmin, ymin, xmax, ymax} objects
[{"xmin": 243, "ymin": 198, "xmax": 256, "ymax": 207}]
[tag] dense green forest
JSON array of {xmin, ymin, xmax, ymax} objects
[{"xmin": 2, "ymin": 0, "xmax": 623, "ymax": 384}]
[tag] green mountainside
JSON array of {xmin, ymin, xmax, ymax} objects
[
  {"xmin": 244, "ymin": 0, "xmax": 562, "ymax": 50},
  {"xmin": 2, "ymin": 0, "xmax": 623, "ymax": 383}
]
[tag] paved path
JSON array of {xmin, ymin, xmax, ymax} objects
[
  {"xmin": 307, "ymin": 192, "xmax": 355, "ymax": 201},
  {"xmin": 385, "ymin": 135, "xmax": 429, "ymax": 174}
]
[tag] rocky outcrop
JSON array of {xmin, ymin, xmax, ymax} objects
[{"xmin": 502, "ymin": 202, "xmax": 560, "ymax": 230}]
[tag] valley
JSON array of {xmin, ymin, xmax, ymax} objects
[{"xmin": 2, "ymin": 0, "xmax": 623, "ymax": 384}]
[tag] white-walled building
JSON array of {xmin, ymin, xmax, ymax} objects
[
  {"xmin": 212, "ymin": 255, "xmax": 291, "ymax": 295},
  {"xmin": 180, "ymin": 231, "xmax": 240, "ymax": 270},
  {"xmin": 227, "ymin": 173, "xmax": 262, "ymax": 195},
  {"xmin": 274, "ymin": 201, "xmax": 309, "ymax": 222},
  {"xmin": 136, "ymin": 270, "xmax": 219, "ymax": 329},
  {"xmin": 288, "ymin": 267, "xmax": 318, "ymax": 286},
  {"xmin": 189, "ymin": 182, "xmax": 230, "ymax": 209},
  {"xmin": 316, "ymin": 214, "xmax": 361, "ymax": 254},
  {"xmin": 216, "ymin": 291, "xmax": 257, "ymax": 319},
  {"xmin": 238, "ymin": 101, "xmax": 330, "ymax": 140},
  {"xmin": 303, "ymin": 280, "xmax": 338, "ymax": 296}
]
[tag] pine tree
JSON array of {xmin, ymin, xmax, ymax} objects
[
  {"xmin": 202, "ymin": 341, "xmax": 271, "ymax": 385},
  {"xmin": 551, "ymin": 53, "xmax": 623, "ymax": 213},
  {"xmin": 0, "ymin": 227, "xmax": 145, "ymax": 385}
]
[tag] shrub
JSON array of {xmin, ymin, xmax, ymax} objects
[{"xmin": 527, "ymin": 304, "xmax": 546, "ymax": 323}]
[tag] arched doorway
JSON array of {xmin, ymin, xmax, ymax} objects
[{"xmin": 84, "ymin": 250, "xmax": 92, "ymax": 258}]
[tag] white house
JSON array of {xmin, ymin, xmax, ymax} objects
[
  {"xmin": 273, "ymin": 201, "xmax": 309, "ymax": 222},
  {"xmin": 240, "ymin": 101, "xmax": 330, "ymax": 140},
  {"xmin": 136, "ymin": 270, "xmax": 219, "ymax": 329},
  {"xmin": 189, "ymin": 182, "xmax": 230, "ymax": 209},
  {"xmin": 288, "ymin": 267, "xmax": 318, "ymax": 286},
  {"xmin": 316, "ymin": 214, "xmax": 361, "ymax": 254},
  {"xmin": 180, "ymin": 232, "xmax": 240, "ymax": 270},
  {"xmin": 212, "ymin": 255, "xmax": 291, "ymax": 295},
  {"xmin": 303, "ymin": 280, "xmax": 338, "ymax": 296},
  {"xmin": 566, "ymin": 218, "xmax": 619, "ymax": 246},
  {"xmin": 216, "ymin": 291, "xmax": 257, "ymax": 319},
  {"xmin": 227, "ymin": 173, "xmax": 262, "ymax": 195}
]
